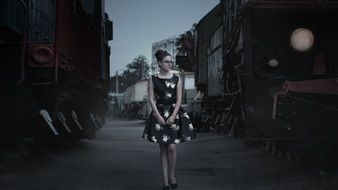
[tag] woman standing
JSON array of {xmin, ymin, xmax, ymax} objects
[{"xmin": 142, "ymin": 50, "xmax": 196, "ymax": 189}]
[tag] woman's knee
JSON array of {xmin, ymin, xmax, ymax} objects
[
  {"xmin": 168, "ymin": 144, "xmax": 176, "ymax": 154},
  {"xmin": 160, "ymin": 144, "xmax": 168, "ymax": 152}
]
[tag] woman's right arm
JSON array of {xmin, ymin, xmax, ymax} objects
[{"xmin": 148, "ymin": 77, "xmax": 165, "ymax": 125}]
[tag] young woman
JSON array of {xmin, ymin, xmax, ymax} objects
[{"xmin": 142, "ymin": 50, "xmax": 196, "ymax": 189}]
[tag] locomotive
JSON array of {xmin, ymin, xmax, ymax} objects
[
  {"xmin": 0, "ymin": 0, "xmax": 112, "ymax": 149},
  {"xmin": 194, "ymin": 0, "xmax": 338, "ymax": 162}
]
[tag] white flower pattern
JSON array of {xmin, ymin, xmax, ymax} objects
[
  {"xmin": 165, "ymin": 81, "xmax": 176, "ymax": 89},
  {"xmin": 164, "ymin": 110, "xmax": 170, "ymax": 118},
  {"xmin": 166, "ymin": 92, "xmax": 172, "ymax": 98},
  {"xmin": 171, "ymin": 124, "xmax": 179, "ymax": 131},
  {"xmin": 183, "ymin": 113, "xmax": 190, "ymax": 119},
  {"xmin": 142, "ymin": 73, "xmax": 194, "ymax": 144},
  {"xmin": 162, "ymin": 135, "xmax": 170, "ymax": 142},
  {"xmin": 165, "ymin": 81, "xmax": 170, "ymax": 87},
  {"xmin": 155, "ymin": 124, "xmax": 162, "ymax": 131},
  {"xmin": 189, "ymin": 123, "xmax": 194, "ymax": 130}
]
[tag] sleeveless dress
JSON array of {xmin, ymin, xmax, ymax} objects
[{"xmin": 142, "ymin": 73, "xmax": 196, "ymax": 144}]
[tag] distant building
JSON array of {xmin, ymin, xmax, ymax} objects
[{"xmin": 151, "ymin": 37, "xmax": 178, "ymax": 74}]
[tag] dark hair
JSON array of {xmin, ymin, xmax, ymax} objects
[{"xmin": 155, "ymin": 49, "xmax": 171, "ymax": 62}]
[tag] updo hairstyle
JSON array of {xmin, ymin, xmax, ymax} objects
[{"xmin": 155, "ymin": 49, "xmax": 171, "ymax": 62}]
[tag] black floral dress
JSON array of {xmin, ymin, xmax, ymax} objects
[{"xmin": 142, "ymin": 73, "xmax": 196, "ymax": 144}]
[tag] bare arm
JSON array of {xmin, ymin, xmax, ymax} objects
[
  {"xmin": 148, "ymin": 77, "xmax": 165, "ymax": 124},
  {"xmin": 172, "ymin": 76, "xmax": 182, "ymax": 117}
]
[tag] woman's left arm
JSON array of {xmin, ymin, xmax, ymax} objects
[{"xmin": 167, "ymin": 76, "xmax": 182, "ymax": 125}]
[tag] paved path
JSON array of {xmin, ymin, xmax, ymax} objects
[{"xmin": 0, "ymin": 119, "xmax": 337, "ymax": 190}]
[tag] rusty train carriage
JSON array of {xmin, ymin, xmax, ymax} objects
[
  {"xmin": 193, "ymin": 4, "xmax": 225, "ymax": 132},
  {"xmin": 0, "ymin": 0, "xmax": 112, "ymax": 147},
  {"xmin": 195, "ymin": 0, "xmax": 338, "ymax": 158}
]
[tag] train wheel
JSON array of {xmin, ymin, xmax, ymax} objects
[
  {"xmin": 286, "ymin": 150, "xmax": 302, "ymax": 163},
  {"xmin": 286, "ymin": 150, "xmax": 293, "ymax": 162},
  {"xmin": 264, "ymin": 141, "xmax": 272, "ymax": 151},
  {"xmin": 271, "ymin": 142, "xmax": 278, "ymax": 155},
  {"xmin": 277, "ymin": 147, "xmax": 286, "ymax": 158},
  {"xmin": 294, "ymin": 152, "xmax": 302, "ymax": 164}
]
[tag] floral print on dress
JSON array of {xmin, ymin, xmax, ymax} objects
[
  {"xmin": 142, "ymin": 73, "xmax": 196, "ymax": 144},
  {"xmin": 162, "ymin": 135, "xmax": 170, "ymax": 143},
  {"xmin": 164, "ymin": 110, "xmax": 170, "ymax": 118},
  {"xmin": 170, "ymin": 124, "xmax": 179, "ymax": 131},
  {"xmin": 165, "ymin": 92, "xmax": 172, "ymax": 98},
  {"xmin": 165, "ymin": 81, "xmax": 176, "ymax": 89},
  {"xmin": 155, "ymin": 124, "xmax": 162, "ymax": 131},
  {"xmin": 189, "ymin": 123, "xmax": 194, "ymax": 130}
]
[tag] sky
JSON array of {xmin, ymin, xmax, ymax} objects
[{"xmin": 105, "ymin": 0, "xmax": 220, "ymax": 76}]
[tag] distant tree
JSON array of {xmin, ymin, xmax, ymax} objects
[
  {"xmin": 125, "ymin": 55, "xmax": 149, "ymax": 80},
  {"xmin": 110, "ymin": 55, "xmax": 149, "ymax": 93}
]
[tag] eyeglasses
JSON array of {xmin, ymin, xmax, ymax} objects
[{"xmin": 162, "ymin": 60, "xmax": 174, "ymax": 64}]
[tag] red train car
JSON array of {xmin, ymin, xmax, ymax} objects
[{"xmin": 0, "ymin": 0, "xmax": 113, "ymax": 148}]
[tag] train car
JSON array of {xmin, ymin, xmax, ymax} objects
[
  {"xmin": 108, "ymin": 93, "xmax": 124, "ymax": 118},
  {"xmin": 193, "ymin": 3, "xmax": 235, "ymax": 132},
  {"xmin": 122, "ymin": 80, "xmax": 148, "ymax": 119},
  {"xmin": 0, "ymin": 0, "xmax": 113, "ymax": 150},
  {"xmin": 195, "ymin": 0, "xmax": 338, "ymax": 161}
]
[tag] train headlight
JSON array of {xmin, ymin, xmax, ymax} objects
[
  {"xmin": 32, "ymin": 46, "xmax": 53, "ymax": 64},
  {"xmin": 290, "ymin": 28, "xmax": 314, "ymax": 52},
  {"xmin": 268, "ymin": 59, "xmax": 279, "ymax": 67}
]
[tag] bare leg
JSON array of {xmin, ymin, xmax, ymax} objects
[
  {"xmin": 159, "ymin": 144, "xmax": 169, "ymax": 186},
  {"xmin": 167, "ymin": 144, "xmax": 177, "ymax": 184}
]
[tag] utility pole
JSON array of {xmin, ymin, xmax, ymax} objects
[
  {"xmin": 141, "ymin": 62, "xmax": 144, "ymax": 80},
  {"xmin": 115, "ymin": 70, "xmax": 119, "ymax": 94}
]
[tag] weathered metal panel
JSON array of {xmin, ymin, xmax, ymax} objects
[
  {"xmin": 27, "ymin": 0, "xmax": 56, "ymax": 43},
  {"xmin": 74, "ymin": 2, "xmax": 100, "ymax": 83},
  {"xmin": 81, "ymin": 0, "xmax": 95, "ymax": 14},
  {"xmin": 55, "ymin": 0, "xmax": 75, "ymax": 70},
  {"xmin": 195, "ymin": 3, "xmax": 222, "ymax": 89},
  {"xmin": 207, "ymin": 47, "xmax": 223, "ymax": 97},
  {"xmin": 207, "ymin": 26, "xmax": 223, "ymax": 97},
  {"xmin": 0, "ymin": 0, "xmax": 24, "ymax": 36},
  {"xmin": 209, "ymin": 26, "xmax": 222, "ymax": 52}
]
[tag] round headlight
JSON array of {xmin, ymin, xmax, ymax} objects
[
  {"xmin": 32, "ymin": 46, "xmax": 53, "ymax": 64},
  {"xmin": 290, "ymin": 28, "xmax": 314, "ymax": 52},
  {"xmin": 268, "ymin": 59, "xmax": 279, "ymax": 67}
]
